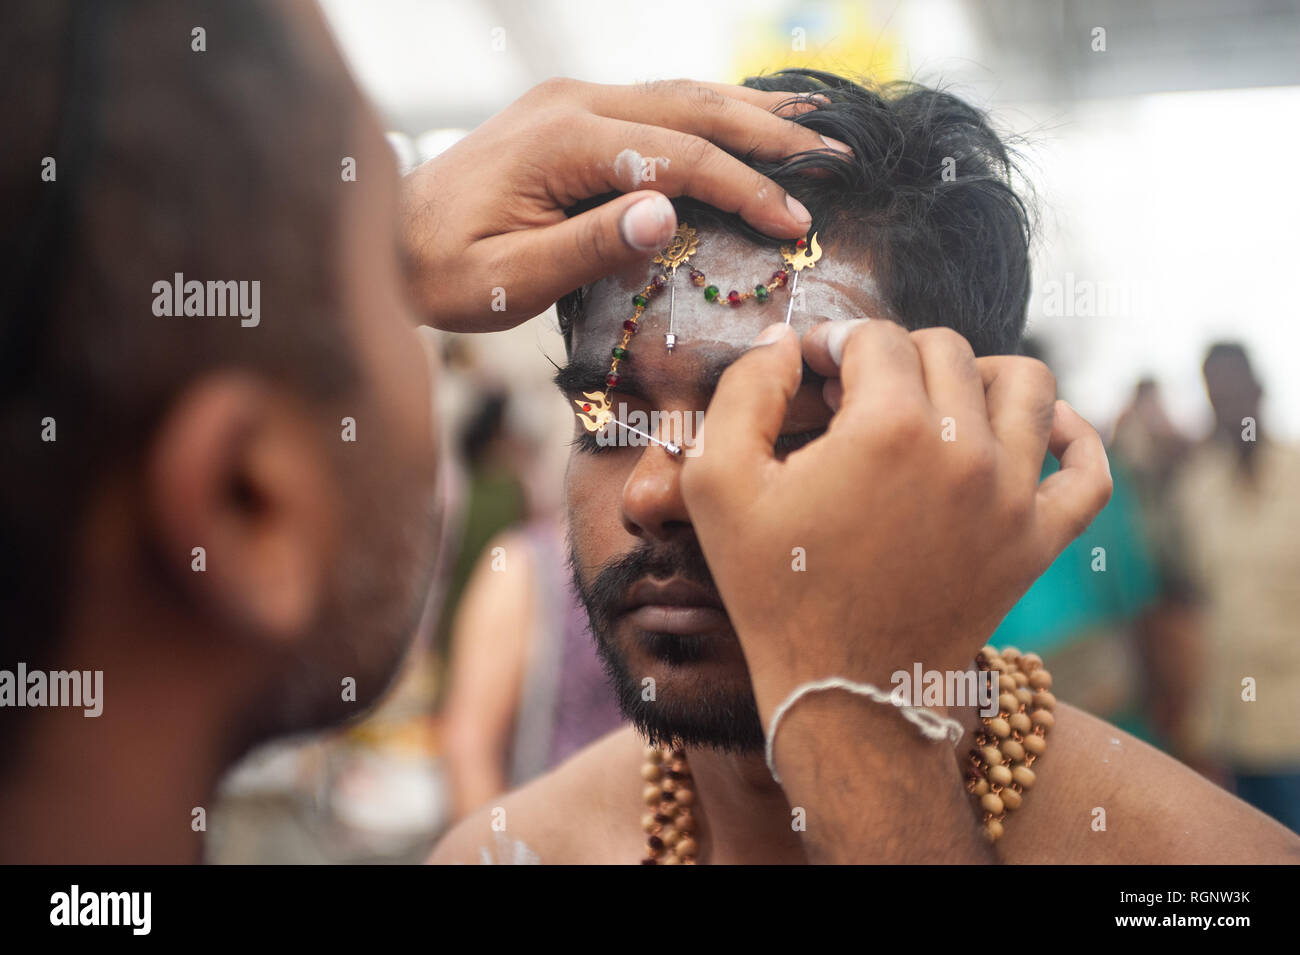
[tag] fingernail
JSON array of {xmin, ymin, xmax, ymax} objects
[
  {"xmin": 805, "ymin": 93, "xmax": 831, "ymax": 106},
  {"xmin": 820, "ymin": 134, "xmax": 852, "ymax": 155},
  {"xmin": 752, "ymin": 322, "xmax": 793, "ymax": 348},
  {"xmin": 620, "ymin": 193, "xmax": 675, "ymax": 251},
  {"xmin": 785, "ymin": 193, "xmax": 811, "ymax": 228},
  {"xmin": 824, "ymin": 318, "xmax": 868, "ymax": 367}
]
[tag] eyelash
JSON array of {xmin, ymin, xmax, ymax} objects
[{"xmin": 572, "ymin": 430, "xmax": 613, "ymax": 455}]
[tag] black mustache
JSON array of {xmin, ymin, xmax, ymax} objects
[{"xmin": 571, "ymin": 539, "xmax": 718, "ymax": 629}]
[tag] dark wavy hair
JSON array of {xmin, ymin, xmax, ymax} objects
[{"xmin": 559, "ymin": 68, "xmax": 1034, "ymax": 358}]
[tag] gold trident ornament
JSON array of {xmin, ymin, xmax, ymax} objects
[
  {"xmin": 652, "ymin": 223, "xmax": 700, "ymax": 352},
  {"xmin": 573, "ymin": 389, "xmax": 682, "ymax": 456},
  {"xmin": 780, "ymin": 232, "xmax": 822, "ymax": 271},
  {"xmin": 574, "ymin": 390, "xmax": 614, "ymax": 433},
  {"xmin": 780, "ymin": 232, "xmax": 822, "ymax": 324}
]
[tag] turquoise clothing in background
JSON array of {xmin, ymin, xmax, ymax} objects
[
  {"xmin": 990, "ymin": 458, "xmax": 1160, "ymax": 742},
  {"xmin": 993, "ymin": 458, "xmax": 1158, "ymax": 652}
]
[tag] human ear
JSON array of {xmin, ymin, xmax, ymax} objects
[{"xmin": 143, "ymin": 373, "xmax": 340, "ymax": 642}]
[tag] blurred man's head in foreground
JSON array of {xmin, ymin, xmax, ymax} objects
[{"xmin": 0, "ymin": 0, "xmax": 439, "ymax": 858}]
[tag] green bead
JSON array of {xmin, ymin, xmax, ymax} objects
[
  {"xmin": 704, "ymin": 285, "xmax": 719, "ymax": 302},
  {"xmin": 754, "ymin": 284, "xmax": 769, "ymax": 302},
  {"xmin": 632, "ymin": 294, "xmax": 648, "ymax": 308},
  {"xmin": 612, "ymin": 346, "xmax": 628, "ymax": 360}
]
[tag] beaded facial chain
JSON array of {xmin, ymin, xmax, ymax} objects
[
  {"xmin": 636, "ymin": 645, "xmax": 1054, "ymax": 863},
  {"xmin": 573, "ymin": 223, "xmax": 823, "ymax": 456},
  {"xmin": 686, "ymin": 231, "xmax": 822, "ymax": 326},
  {"xmin": 965, "ymin": 646, "xmax": 1054, "ymax": 843}
]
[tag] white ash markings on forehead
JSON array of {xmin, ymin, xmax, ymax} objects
[{"xmin": 578, "ymin": 230, "xmax": 885, "ymax": 350}]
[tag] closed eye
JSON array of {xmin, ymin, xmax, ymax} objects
[
  {"xmin": 574, "ymin": 427, "xmax": 823, "ymax": 458},
  {"xmin": 571, "ymin": 428, "xmax": 615, "ymax": 455}
]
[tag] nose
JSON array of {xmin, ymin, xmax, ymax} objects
[{"xmin": 620, "ymin": 419, "xmax": 692, "ymax": 543}]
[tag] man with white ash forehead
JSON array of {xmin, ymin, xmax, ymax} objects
[{"xmin": 431, "ymin": 70, "xmax": 1300, "ymax": 865}]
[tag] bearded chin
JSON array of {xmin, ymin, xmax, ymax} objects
[{"xmin": 567, "ymin": 543, "xmax": 768, "ymax": 756}]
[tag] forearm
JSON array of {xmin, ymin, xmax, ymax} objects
[{"xmin": 770, "ymin": 691, "xmax": 993, "ymax": 864}]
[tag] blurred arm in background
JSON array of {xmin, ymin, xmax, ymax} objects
[{"xmin": 439, "ymin": 530, "xmax": 533, "ymax": 821}]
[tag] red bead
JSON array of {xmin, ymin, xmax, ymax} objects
[
  {"xmin": 623, "ymin": 320, "xmax": 639, "ymax": 333},
  {"xmin": 582, "ymin": 403, "xmax": 591, "ymax": 412},
  {"xmin": 796, "ymin": 238, "xmax": 806, "ymax": 248},
  {"xmin": 606, "ymin": 373, "xmax": 620, "ymax": 387},
  {"xmin": 652, "ymin": 273, "xmax": 667, "ymax": 290},
  {"xmin": 727, "ymin": 290, "xmax": 740, "ymax": 306}
]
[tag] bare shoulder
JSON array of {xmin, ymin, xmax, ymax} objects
[
  {"xmin": 428, "ymin": 724, "xmax": 646, "ymax": 865},
  {"xmin": 968, "ymin": 701, "xmax": 1300, "ymax": 863}
]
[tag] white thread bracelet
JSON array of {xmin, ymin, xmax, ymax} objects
[{"xmin": 763, "ymin": 677, "xmax": 965, "ymax": 784}]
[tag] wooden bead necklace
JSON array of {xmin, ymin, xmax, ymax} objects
[
  {"xmin": 636, "ymin": 646, "xmax": 1053, "ymax": 862},
  {"xmin": 639, "ymin": 743, "xmax": 699, "ymax": 864},
  {"xmin": 965, "ymin": 646, "xmax": 1054, "ymax": 843}
]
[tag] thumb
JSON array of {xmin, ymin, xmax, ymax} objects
[
  {"xmin": 541, "ymin": 189, "xmax": 678, "ymax": 290},
  {"xmin": 689, "ymin": 323, "xmax": 801, "ymax": 471},
  {"xmin": 464, "ymin": 191, "xmax": 677, "ymax": 331},
  {"xmin": 612, "ymin": 191, "xmax": 680, "ymax": 254}
]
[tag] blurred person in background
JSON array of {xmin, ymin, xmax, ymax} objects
[
  {"xmin": 440, "ymin": 514, "xmax": 624, "ymax": 821},
  {"xmin": 1163, "ymin": 343, "xmax": 1300, "ymax": 833},
  {"xmin": 1112, "ymin": 377, "xmax": 1192, "ymax": 515},
  {"xmin": 434, "ymin": 366, "xmax": 627, "ymax": 824},
  {"xmin": 431, "ymin": 386, "xmax": 528, "ymax": 674},
  {"xmin": 1107, "ymin": 376, "xmax": 1206, "ymax": 771}
]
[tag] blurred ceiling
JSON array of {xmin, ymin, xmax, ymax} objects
[{"xmin": 320, "ymin": 0, "xmax": 1300, "ymax": 133}]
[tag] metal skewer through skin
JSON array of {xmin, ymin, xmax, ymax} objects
[
  {"xmin": 666, "ymin": 275, "xmax": 677, "ymax": 352},
  {"xmin": 784, "ymin": 270, "xmax": 800, "ymax": 325},
  {"xmin": 610, "ymin": 416, "xmax": 682, "ymax": 457}
]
